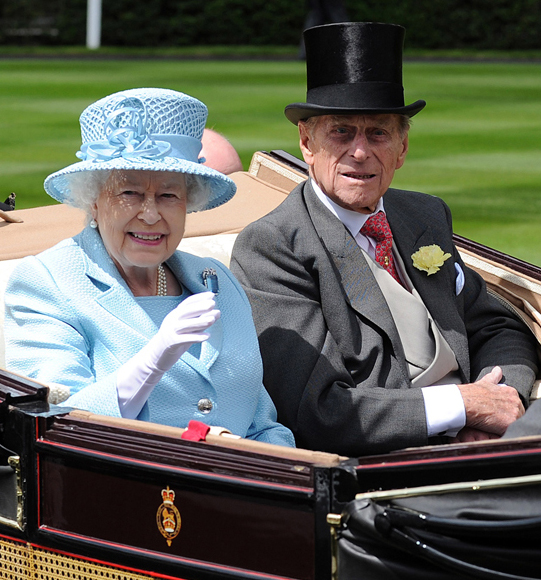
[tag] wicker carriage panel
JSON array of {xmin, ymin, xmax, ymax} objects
[{"xmin": 0, "ymin": 539, "xmax": 154, "ymax": 580}]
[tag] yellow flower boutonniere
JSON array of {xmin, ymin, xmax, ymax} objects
[{"xmin": 411, "ymin": 245, "xmax": 451, "ymax": 275}]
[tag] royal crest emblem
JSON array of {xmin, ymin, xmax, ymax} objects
[{"xmin": 156, "ymin": 486, "xmax": 181, "ymax": 546}]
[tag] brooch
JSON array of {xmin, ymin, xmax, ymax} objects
[{"xmin": 202, "ymin": 268, "xmax": 219, "ymax": 293}]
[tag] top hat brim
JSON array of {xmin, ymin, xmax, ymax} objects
[{"xmin": 284, "ymin": 99, "xmax": 426, "ymax": 125}]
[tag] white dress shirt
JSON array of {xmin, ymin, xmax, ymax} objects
[{"xmin": 311, "ymin": 180, "xmax": 466, "ymax": 437}]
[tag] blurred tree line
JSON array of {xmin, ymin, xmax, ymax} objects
[{"xmin": 1, "ymin": 0, "xmax": 540, "ymax": 49}]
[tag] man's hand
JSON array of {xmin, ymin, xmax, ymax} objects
[
  {"xmin": 449, "ymin": 427, "xmax": 500, "ymax": 444},
  {"xmin": 457, "ymin": 366, "xmax": 525, "ymax": 437}
]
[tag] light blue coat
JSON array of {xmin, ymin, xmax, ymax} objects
[{"xmin": 4, "ymin": 227, "xmax": 294, "ymax": 447}]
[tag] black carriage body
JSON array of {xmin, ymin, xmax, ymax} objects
[
  {"xmin": 3, "ymin": 369, "xmax": 541, "ymax": 580},
  {"xmin": 0, "ymin": 369, "xmax": 361, "ymax": 580}
]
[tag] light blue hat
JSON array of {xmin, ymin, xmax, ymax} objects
[{"xmin": 44, "ymin": 87, "xmax": 236, "ymax": 212}]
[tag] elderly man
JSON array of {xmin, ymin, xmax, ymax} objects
[{"xmin": 230, "ymin": 22, "xmax": 538, "ymax": 457}]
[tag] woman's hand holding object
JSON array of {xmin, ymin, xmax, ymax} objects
[
  {"xmin": 117, "ymin": 292, "xmax": 220, "ymax": 418},
  {"xmin": 147, "ymin": 291, "xmax": 220, "ymax": 372}
]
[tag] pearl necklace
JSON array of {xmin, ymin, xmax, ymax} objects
[{"xmin": 157, "ymin": 264, "xmax": 167, "ymax": 296}]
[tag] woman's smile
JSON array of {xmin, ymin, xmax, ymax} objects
[{"xmin": 129, "ymin": 231, "xmax": 166, "ymax": 245}]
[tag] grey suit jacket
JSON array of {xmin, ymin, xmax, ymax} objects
[{"xmin": 231, "ymin": 181, "xmax": 538, "ymax": 456}]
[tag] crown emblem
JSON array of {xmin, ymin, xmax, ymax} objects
[
  {"xmin": 162, "ymin": 487, "xmax": 175, "ymax": 505},
  {"xmin": 156, "ymin": 486, "xmax": 181, "ymax": 546}
]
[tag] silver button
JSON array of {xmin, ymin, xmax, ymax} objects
[{"xmin": 197, "ymin": 398, "xmax": 213, "ymax": 414}]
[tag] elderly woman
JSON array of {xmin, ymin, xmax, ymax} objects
[{"xmin": 4, "ymin": 88, "xmax": 294, "ymax": 447}]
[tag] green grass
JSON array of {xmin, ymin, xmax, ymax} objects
[
  {"xmin": 394, "ymin": 62, "xmax": 541, "ymax": 265},
  {"xmin": 0, "ymin": 57, "xmax": 540, "ymax": 265},
  {"xmin": 0, "ymin": 59, "xmax": 305, "ymax": 203}
]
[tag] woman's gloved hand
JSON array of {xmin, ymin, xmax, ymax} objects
[
  {"xmin": 117, "ymin": 292, "xmax": 220, "ymax": 418},
  {"xmin": 146, "ymin": 291, "xmax": 220, "ymax": 372}
]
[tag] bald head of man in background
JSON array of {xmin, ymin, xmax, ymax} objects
[{"xmin": 201, "ymin": 128, "xmax": 243, "ymax": 175}]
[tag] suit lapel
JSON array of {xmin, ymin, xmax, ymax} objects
[
  {"xmin": 77, "ymin": 227, "xmax": 155, "ymax": 338},
  {"xmin": 303, "ymin": 182, "xmax": 405, "ymax": 359},
  {"xmin": 385, "ymin": 190, "xmax": 469, "ymax": 377}
]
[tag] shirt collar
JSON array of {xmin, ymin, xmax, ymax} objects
[{"xmin": 310, "ymin": 179, "xmax": 385, "ymax": 237}]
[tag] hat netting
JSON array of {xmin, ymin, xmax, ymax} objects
[{"xmin": 80, "ymin": 88, "xmax": 207, "ymax": 144}]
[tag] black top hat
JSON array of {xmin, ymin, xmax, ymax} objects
[{"xmin": 285, "ymin": 22, "xmax": 426, "ymax": 125}]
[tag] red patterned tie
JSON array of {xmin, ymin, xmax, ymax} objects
[{"xmin": 360, "ymin": 211, "xmax": 403, "ymax": 285}]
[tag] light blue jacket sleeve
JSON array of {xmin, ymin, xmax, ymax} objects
[{"xmin": 4, "ymin": 254, "xmax": 123, "ymax": 414}]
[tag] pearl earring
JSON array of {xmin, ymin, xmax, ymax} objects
[{"xmin": 90, "ymin": 218, "xmax": 98, "ymax": 229}]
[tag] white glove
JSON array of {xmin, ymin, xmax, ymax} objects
[{"xmin": 117, "ymin": 292, "xmax": 220, "ymax": 419}]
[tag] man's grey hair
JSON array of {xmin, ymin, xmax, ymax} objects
[
  {"xmin": 66, "ymin": 170, "xmax": 211, "ymax": 222},
  {"xmin": 299, "ymin": 113, "xmax": 411, "ymax": 138}
]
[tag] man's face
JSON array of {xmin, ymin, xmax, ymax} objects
[{"xmin": 299, "ymin": 114, "xmax": 409, "ymax": 214}]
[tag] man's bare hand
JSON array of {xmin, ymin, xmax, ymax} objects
[
  {"xmin": 458, "ymin": 366, "xmax": 525, "ymax": 436},
  {"xmin": 449, "ymin": 426, "xmax": 500, "ymax": 444}
]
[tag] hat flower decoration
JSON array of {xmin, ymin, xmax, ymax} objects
[
  {"xmin": 44, "ymin": 87, "xmax": 236, "ymax": 212},
  {"xmin": 77, "ymin": 97, "xmax": 173, "ymax": 162},
  {"xmin": 411, "ymin": 245, "xmax": 451, "ymax": 275}
]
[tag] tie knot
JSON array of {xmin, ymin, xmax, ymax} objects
[{"xmin": 360, "ymin": 211, "xmax": 392, "ymax": 243}]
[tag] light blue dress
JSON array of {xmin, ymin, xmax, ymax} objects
[{"xmin": 4, "ymin": 226, "xmax": 294, "ymax": 447}]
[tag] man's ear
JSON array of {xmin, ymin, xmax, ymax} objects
[
  {"xmin": 298, "ymin": 122, "xmax": 315, "ymax": 167},
  {"xmin": 395, "ymin": 133, "xmax": 409, "ymax": 170}
]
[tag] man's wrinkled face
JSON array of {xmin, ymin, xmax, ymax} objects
[{"xmin": 299, "ymin": 114, "xmax": 409, "ymax": 214}]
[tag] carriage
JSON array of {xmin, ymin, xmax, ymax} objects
[{"xmin": 1, "ymin": 150, "xmax": 541, "ymax": 580}]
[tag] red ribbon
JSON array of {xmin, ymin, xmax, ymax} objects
[{"xmin": 181, "ymin": 420, "xmax": 210, "ymax": 441}]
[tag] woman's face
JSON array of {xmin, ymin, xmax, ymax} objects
[{"xmin": 91, "ymin": 170, "xmax": 187, "ymax": 275}]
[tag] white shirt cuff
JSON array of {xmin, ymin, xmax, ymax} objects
[{"xmin": 422, "ymin": 384, "xmax": 466, "ymax": 437}]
